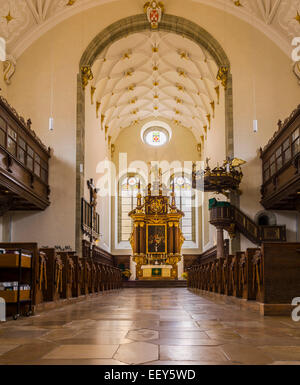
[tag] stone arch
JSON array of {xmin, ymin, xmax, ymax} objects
[
  {"xmin": 76, "ymin": 13, "xmax": 233, "ymax": 253},
  {"xmin": 255, "ymin": 210, "xmax": 277, "ymax": 226}
]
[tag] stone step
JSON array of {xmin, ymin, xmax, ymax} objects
[{"xmin": 122, "ymin": 280, "xmax": 187, "ymax": 288}]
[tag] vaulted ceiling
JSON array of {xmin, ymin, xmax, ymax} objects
[
  {"xmin": 0, "ymin": 0, "xmax": 299, "ymax": 59},
  {"xmin": 91, "ymin": 31, "xmax": 220, "ymax": 143}
]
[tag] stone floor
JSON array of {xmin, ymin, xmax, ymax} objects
[{"xmin": 0, "ymin": 288, "xmax": 300, "ymax": 365}]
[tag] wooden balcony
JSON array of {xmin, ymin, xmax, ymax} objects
[
  {"xmin": 260, "ymin": 105, "xmax": 300, "ymax": 210},
  {"xmin": 0, "ymin": 96, "xmax": 50, "ymax": 213}
]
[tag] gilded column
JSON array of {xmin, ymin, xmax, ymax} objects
[
  {"xmin": 134, "ymin": 223, "xmax": 139, "ymax": 254},
  {"xmin": 139, "ymin": 223, "xmax": 145, "ymax": 254},
  {"xmin": 168, "ymin": 222, "xmax": 174, "ymax": 254}
]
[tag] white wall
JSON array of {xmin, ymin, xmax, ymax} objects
[
  {"xmin": 111, "ymin": 118, "xmax": 202, "ymax": 255},
  {"xmin": 1, "ymin": 0, "xmax": 299, "ymax": 251}
]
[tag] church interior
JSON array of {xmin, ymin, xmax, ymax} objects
[{"xmin": 0, "ymin": 0, "xmax": 299, "ymax": 367}]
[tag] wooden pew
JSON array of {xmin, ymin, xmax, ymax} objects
[
  {"xmin": 210, "ymin": 260, "xmax": 217, "ymax": 292},
  {"xmin": 229, "ymin": 253, "xmax": 242, "ymax": 298},
  {"xmin": 222, "ymin": 255, "xmax": 232, "ymax": 296},
  {"xmin": 40, "ymin": 248, "xmax": 63, "ymax": 302},
  {"xmin": 81, "ymin": 259, "xmax": 91, "ymax": 295},
  {"xmin": 238, "ymin": 248, "xmax": 259, "ymax": 300},
  {"xmin": 57, "ymin": 252, "xmax": 75, "ymax": 300},
  {"xmin": 254, "ymin": 243, "xmax": 300, "ymax": 305},
  {"xmin": 216, "ymin": 257, "xmax": 225, "ymax": 294},
  {"xmin": 71, "ymin": 255, "xmax": 83, "ymax": 298}
]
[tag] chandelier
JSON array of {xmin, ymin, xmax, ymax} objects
[{"xmin": 192, "ymin": 158, "xmax": 246, "ymax": 196}]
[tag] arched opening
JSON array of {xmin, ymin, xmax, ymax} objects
[{"xmin": 76, "ymin": 13, "xmax": 232, "ymax": 253}]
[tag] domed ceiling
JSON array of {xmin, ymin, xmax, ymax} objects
[
  {"xmin": 0, "ymin": 0, "xmax": 299, "ymax": 84},
  {"xmin": 91, "ymin": 31, "xmax": 220, "ymax": 143}
]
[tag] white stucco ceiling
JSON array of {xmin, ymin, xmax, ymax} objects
[
  {"xmin": 0, "ymin": 0, "xmax": 299, "ymax": 59},
  {"xmin": 91, "ymin": 31, "xmax": 221, "ymax": 143}
]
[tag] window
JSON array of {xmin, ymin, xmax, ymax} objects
[
  {"xmin": 34, "ymin": 154, "xmax": 41, "ymax": 177},
  {"xmin": 145, "ymin": 129, "xmax": 168, "ymax": 146},
  {"xmin": 283, "ymin": 138, "xmax": 291, "ymax": 164},
  {"xmin": 27, "ymin": 146, "xmax": 34, "ymax": 171},
  {"xmin": 292, "ymin": 127, "xmax": 300, "ymax": 156},
  {"xmin": 275, "ymin": 147, "xmax": 282, "ymax": 170},
  {"xmin": 141, "ymin": 121, "xmax": 172, "ymax": 147},
  {"xmin": 18, "ymin": 137, "xmax": 26, "ymax": 164},
  {"xmin": 118, "ymin": 174, "xmax": 145, "ymax": 243},
  {"xmin": 171, "ymin": 174, "xmax": 196, "ymax": 243},
  {"xmin": 7, "ymin": 127, "xmax": 17, "ymax": 156}
]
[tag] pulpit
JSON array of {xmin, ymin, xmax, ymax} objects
[{"xmin": 129, "ymin": 180, "xmax": 185, "ymax": 280}]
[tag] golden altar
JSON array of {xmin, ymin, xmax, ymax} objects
[{"xmin": 129, "ymin": 180, "xmax": 185, "ymax": 280}]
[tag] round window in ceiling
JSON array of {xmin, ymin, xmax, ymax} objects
[{"xmin": 141, "ymin": 121, "xmax": 172, "ymax": 147}]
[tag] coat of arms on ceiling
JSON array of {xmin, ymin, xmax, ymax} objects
[{"xmin": 144, "ymin": 1, "xmax": 164, "ymax": 29}]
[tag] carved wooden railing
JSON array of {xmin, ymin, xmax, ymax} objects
[
  {"xmin": 188, "ymin": 243, "xmax": 300, "ymax": 309},
  {"xmin": 82, "ymin": 240, "xmax": 115, "ymax": 266},
  {"xmin": 260, "ymin": 104, "xmax": 300, "ymax": 210},
  {"xmin": 0, "ymin": 96, "xmax": 51, "ymax": 212},
  {"xmin": 210, "ymin": 204, "xmax": 286, "ymax": 246}
]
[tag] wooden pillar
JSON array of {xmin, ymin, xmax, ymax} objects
[{"xmin": 216, "ymin": 226, "xmax": 225, "ymax": 259}]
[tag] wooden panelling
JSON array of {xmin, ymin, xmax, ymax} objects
[{"xmin": 261, "ymin": 105, "xmax": 300, "ymax": 210}]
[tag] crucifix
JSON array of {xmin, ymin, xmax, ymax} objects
[{"xmin": 87, "ymin": 178, "xmax": 99, "ymax": 252}]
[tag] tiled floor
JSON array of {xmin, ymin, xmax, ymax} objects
[{"xmin": 0, "ymin": 288, "xmax": 299, "ymax": 365}]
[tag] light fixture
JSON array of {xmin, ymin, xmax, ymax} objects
[{"xmin": 49, "ymin": 117, "xmax": 54, "ymax": 131}]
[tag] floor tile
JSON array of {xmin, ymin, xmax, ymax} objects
[
  {"xmin": 160, "ymin": 345, "xmax": 228, "ymax": 362},
  {"xmin": 114, "ymin": 341, "xmax": 158, "ymax": 364},
  {"xmin": 42, "ymin": 345, "xmax": 119, "ymax": 359}
]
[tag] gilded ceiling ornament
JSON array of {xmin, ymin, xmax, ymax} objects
[
  {"xmin": 206, "ymin": 114, "xmax": 211, "ymax": 129},
  {"xmin": 128, "ymin": 84, "xmax": 136, "ymax": 91},
  {"xmin": 101, "ymin": 114, "xmax": 105, "ymax": 129},
  {"xmin": 96, "ymin": 101, "xmax": 101, "ymax": 118},
  {"xmin": 176, "ymin": 83, "xmax": 185, "ymax": 92},
  {"xmin": 296, "ymin": 11, "xmax": 300, "ymax": 24},
  {"xmin": 122, "ymin": 50, "xmax": 132, "ymax": 60},
  {"xmin": 3, "ymin": 55, "xmax": 16, "ymax": 85},
  {"xmin": 4, "ymin": 11, "xmax": 14, "ymax": 23},
  {"xmin": 144, "ymin": 1, "xmax": 164, "ymax": 29},
  {"xmin": 177, "ymin": 68, "xmax": 186, "ymax": 77},
  {"xmin": 125, "ymin": 69, "xmax": 134, "ymax": 77},
  {"xmin": 111, "ymin": 144, "xmax": 115, "ymax": 157},
  {"xmin": 178, "ymin": 50, "xmax": 189, "ymax": 60},
  {"xmin": 217, "ymin": 66, "xmax": 229, "ymax": 90},
  {"xmin": 232, "ymin": 0, "xmax": 243, "ymax": 6},
  {"xmin": 215, "ymin": 85, "xmax": 220, "ymax": 104},
  {"xmin": 210, "ymin": 101, "xmax": 215, "ymax": 118},
  {"xmin": 81, "ymin": 65, "xmax": 93, "ymax": 89},
  {"xmin": 90, "ymin": 86, "xmax": 96, "ymax": 104}
]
